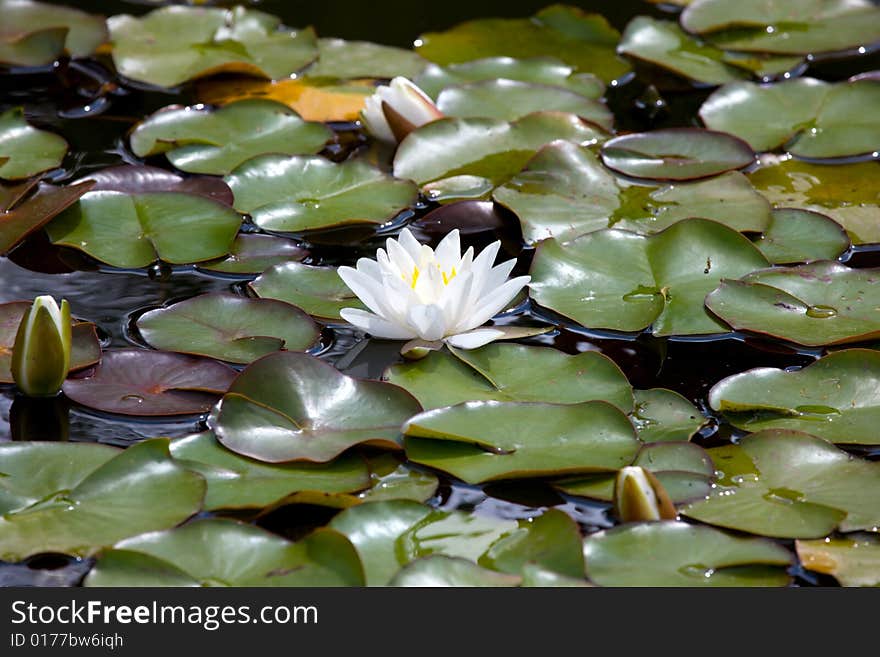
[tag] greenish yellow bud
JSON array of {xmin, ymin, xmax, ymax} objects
[
  {"xmin": 614, "ymin": 466, "xmax": 677, "ymax": 523},
  {"xmin": 11, "ymin": 295, "xmax": 72, "ymax": 397}
]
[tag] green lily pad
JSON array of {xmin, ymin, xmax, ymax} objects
[
  {"xmin": 700, "ymin": 78, "xmax": 880, "ymax": 158},
  {"xmin": 0, "ymin": 181, "xmax": 94, "ymax": 255},
  {"xmin": 0, "ymin": 439, "xmax": 205, "ymax": 561},
  {"xmin": 680, "ymin": 0, "xmax": 880, "ymax": 55},
  {"xmin": 706, "ymin": 261, "xmax": 880, "ymax": 346},
  {"xmin": 436, "ymin": 80, "xmax": 613, "ymax": 128},
  {"xmin": 797, "ymin": 535, "xmax": 880, "ymax": 587},
  {"xmin": 747, "ymin": 156, "xmax": 880, "ymax": 245},
  {"xmin": 136, "ymin": 293, "xmax": 318, "ymax": 364},
  {"xmin": 683, "ymin": 430, "xmax": 880, "ymax": 537},
  {"xmin": 62, "ymin": 349, "xmax": 237, "ymax": 417},
  {"xmin": 393, "ymin": 111, "xmax": 606, "ymax": 187},
  {"xmin": 520, "ymin": 563, "xmax": 592, "ymax": 587},
  {"xmin": 208, "ymin": 351, "xmax": 422, "ymax": 463},
  {"xmin": 618, "ymin": 17, "xmax": 746, "ymax": 85},
  {"xmin": 330, "ymin": 501, "xmax": 582, "ymax": 585},
  {"xmin": 129, "ymin": 100, "xmax": 332, "ymax": 176},
  {"xmin": 752, "ymin": 208, "xmax": 850, "ymax": 264},
  {"xmin": 404, "ymin": 400, "xmax": 639, "ymax": 483},
  {"xmin": 582, "ymin": 521, "xmax": 793, "ymax": 586},
  {"xmin": 306, "ymin": 38, "xmax": 427, "ymax": 79},
  {"xmin": 555, "ymin": 441, "xmax": 715, "ymax": 504},
  {"xmin": 0, "ymin": 108, "xmax": 67, "ymax": 180},
  {"xmin": 108, "ymin": 5, "xmax": 318, "ymax": 88},
  {"xmin": 631, "ymin": 388, "xmax": 707, "ymax": 443},
  {"xmin": 0, "ymin": 301, "xmax": 101, "ymax": 384},
  {"xmin": 250, "ymin": 262, "xmax": 366, "ymax": 320},
  {"xmin": 707, "ymin": 349, "xmax": 880, "ymax": 444},
  {"xmin": 415, "ymin": 5, "xmax": 630, "ymax": 84},
  {"xmin": 600, "ymin": 128, "xmax": 755, "ymax": 181},
  {"xmin": 529, "ymin": 218, "xmax": 770, "ymax": 336},
  {"xmin": 169, "ymin": 431, "xmax": 370, "ymax": 510},
  {"xmin": 358, "ymin": 454, "xmax": 439, "ymax": 504},
  {"xmin": 414, "ymin": 56, "xmax": 604, "ymax": 100},
  {"xmin": 389, "ymin": 556, "xmax": 521, "ymax": 587},
  {"xmin": 0, "ymin": 0, "xmax": 108, "ymax": 66},
  {"xmin": 46, "ymin": 190, "xmax": 242, "ymax": 268},
  {"xmin": 226, "ymin": 154, "xmax": 417, "ymax": 233},
  {"xmin": 385, "ymin": 343, "xmax": 633, "ymax": 411},
  {"xmin": 493, "ymin": 142, "xmax": 771, "ymax": 244},
  {"xmin": 196, "ymin": 233, "xmax": 309, "ymax": 275},
  {"xmin": 84, "ymin": 518, "xmax": 363, "ymax": 587}
]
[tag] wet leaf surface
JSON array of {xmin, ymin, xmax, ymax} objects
[
  {"xmin": 0, "ymin": 108, "xmax": 67, "ymax": 180},
  {"xmin": 250, "ymin": 262, "xmax": 367, "ymax": 320},
  {"xmin": 0, "ymin": 0, "xmax": 108, "ymax": 66},
  {"xmin": 797, "ymin": 535, "xmax": 880, "ymax": 587}
]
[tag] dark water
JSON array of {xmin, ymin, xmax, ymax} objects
[{"xmin": 1, "ymin": 0, "xmax": 878, "ymax": 587}]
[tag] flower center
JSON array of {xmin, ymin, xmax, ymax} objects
[{"xmin": 404, "ymin": 263, "xmax": 456, "ymax": 289}]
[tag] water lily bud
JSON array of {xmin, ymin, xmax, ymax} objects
[
  {"xmin": 11, "ymin": 295, "xmax": 72, "ymax": 397},
  {"xmin": 360, "ymin": 77, "xmax": 444, "ymax": 143},
  {"xmin": 614, "ymin": 466, "xmax": 676, "ymax": 523}
]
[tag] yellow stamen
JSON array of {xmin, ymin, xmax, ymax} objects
[
  {"xmin": 442, "ymin": 266, "xmax": 457, "ymax": 285},
  {"xmin": 411, "ymin": 265, "xmax": 420, "ymax": 289}
]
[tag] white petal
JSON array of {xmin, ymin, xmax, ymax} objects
[
  {"xmin": 388, "ymin": 77, "xmax": 443, "ymax": 127},
  {"xmin": 406, "ymin": 304, "xmax": 446, "ymax": 341},
  {"xmin": 454, "ymin": 275, "xmax": 530, "ymax": 333},
  {"xmin": 338, "ymin": 266, "xmax": 395, "ymax": 318},
  {"xmin": 463, "ymin": 240, "xmax": 501, "ymax": 313},
  {"xmin": 438, "ymin": 269, "xmax": 473, "ymax": 328},
  {"xmin": 397, "ymin": 228, "xmax": 424, "ymax": 262},
  {"xmin": 445, "ymin": 328, "xmax": 505, "ymax": 349},
  {"xmin": 386, "ymin": 234, "xmax": 418, "ymax": 275},
  {"xmin": 479, "ymin": 258, "xmax": 517, "ymax": 296},
  {"xmin": 360, "ymin": 95, "xmax": 395, "ymax": 143},
  {"xmin": 340, "ymin": 308, "xmax": 416, "ymax": 339},
  {"xmin": 433, "ymin": 229, "xmax": 461, "ymax": 271}
]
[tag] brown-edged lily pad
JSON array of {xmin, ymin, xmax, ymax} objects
[
  {"xmin": 84, "ymin": 164, "xmax": 233, "ymax": 205},
  {"xmin": 208, "ymin": 351, "xmax": 422, "ymax": 463},
  {"xmin": 0, "ymin": 181, "xmax": 94, "ymax": 255},
  {"xmin": 600, "ymin": 128, "xmax": 755, "ymax": 181},
  {"xmin": 136, "ymin": 293, "xmax": 319, "ymax": 364},
  {"xmin": 62, "ymin": 349, "xmax": 237, "ymax": 416}
]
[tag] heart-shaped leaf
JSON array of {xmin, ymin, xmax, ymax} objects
[
  {"xmin": 600, "ymin": 128, "xmax": 755, "ymax": 181},
  {"xmin": 136, "ymin": 293, "xmax": 318, "ymax": 364},
  {"xmin": 436, "ymin": 80, "xmax": 613, "ymax": 128},
  {"xmin": 529, "ymin": 218, "xmax": 770, "ymax": 335},
  {"xmin": 63, "ymin": 349, "xmax": 237, "ymax": 416},
  {"xmin": 196, "ymin": 233, "xmax": 309, "ymax": 275},
  {"xmin": 414, "ymin": 56, "xmax": 604, "ymax": 100},
  {"xmin": 208, "ymin": 351, "xmax": 422, "ymax": 463},
  {"xmin": 707, "ymin": 261, "xmax": 880, "ymax": 346},
  {"xmin": 226, "ymin": 154, "xmax": 417, "ymax": 232},
  {"xmin": 393, "ymin": 112, "xmax": 606, "ymax": 187},
  {"xmin": 404, "ymin": 400, "xmax": 640, "ymax": 483},
  {"xmin": 169, "ymin": 431, "xmax": 370, "ymax": 510},
  {"xmin": 0, "ymin": 181, "xmax": 94, "ymax": 255},
  {"xmin": 493, "ymin": 142, "xmax": 771, "ymax": 244},
  {"xmin": 129, "ymin": 100, "xmax": 332, "ymax": 176},
  {"xmin": 0, "ymin": 108, "xmax": 67, "ymax": 180},
  {"xmin": 752, "ymin": 208, "xmax": 849, "ymax": 265},
  {"xmin": 0, "ymin": 0, "xmax": 108, "ymax": 66},
  {"xmin": 631, "ymin": 388, "xmax": 707, "ymax": 443},
  {"xmin": 250, "ymin": 262, "xmax": 366, "ymax": 320},
  {"xmin": 683, "ymin": 429, "xmax": 880, "ymax": 537},
  {"xmin": 0, "ymin": 439, "xmax": 205, "ymax": 561},
  {"xmin": 0, "ymin": 301, "xmax": 100, "ymax": 384},
  {"xmin": 583, "ymin": 521, "xmax": 793, "ymax": 586},
  {"xmin": 108, "ymin": 5, "xmax": 318, "ymax": 88},
  {"xmin": 385, "ymin": 343, "xmax": 633, "ymax": 411},
  {"xmin": 84, "ymin": 518, "xmax": 364, "ymax": 587},
  {"xmin": 681, "ymin": 0, "xmax": 880, "ymax": 55},
  {"xmin": 46, "ymin": 190, "xmax": 242, "ymax": 268},
  {"xmin": 707, "ymin": 349, "xmax": 880, "ymax": 444},
  {"xmin": 414, "ymin": 5, "xmax": 630, "ymax": 84},
  {"xmin": 306, "ymin": 38, "xmax": 427, "ymax": 79},
  {"xmin": 797, "ymin": 535, "xmax": 880, "ymax": 587},
  {"xmin": 747, "ymin": 156, "xmax": 880, "ymax": 245}
]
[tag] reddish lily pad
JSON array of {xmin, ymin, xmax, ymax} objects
[
  {"xmin": 84, "ymin": 165, "xmax": 233, "ymax": 205},
  {"xmin": 62, "ymin": 349, "xmax": 237, "ymax": 416},
  {"xmin": 208, "ymin": 352, "xmax": 422, "ymax": 463},
  {"xmin": 0, "ymin": 301, "xmax": 101, "ymax": 384},
  {"xmin": 600, "ymin": 128, "xmax": 755, "ymax": 181},
  {"xmin": 136, "ymin": 293, "xmax": 319, "ymax": 364},
  {"xmin": 0, "ymin": 181, "xmax": 94, "ymax": 255},
  {"xmin": 197, "ymin": 234, "xmax": 309, "ymax": 275}
]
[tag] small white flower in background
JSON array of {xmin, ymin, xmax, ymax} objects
[
  {"xmin": 360, "ymin": 77, "xmax": 443, "ymax": 143},
  {"xmin": 11, "ymin": 295, "xmax": 72, "ymax": 397},
  {"xmin": 338, "ymin": 229, "xmax": 531, "ymax": 352}
]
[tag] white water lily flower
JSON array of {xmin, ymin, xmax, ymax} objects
[
  {"xmin": 360, "ymin": 77, "xmax": 443, "ymax": 143},
  {"xmin": 338, "ymin": 229, "xmax": 530, "ymax": 350}
]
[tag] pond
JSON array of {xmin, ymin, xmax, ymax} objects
[{"xmin": 1, "ymin": 0, "xmax": 879, "ymax": 587}]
